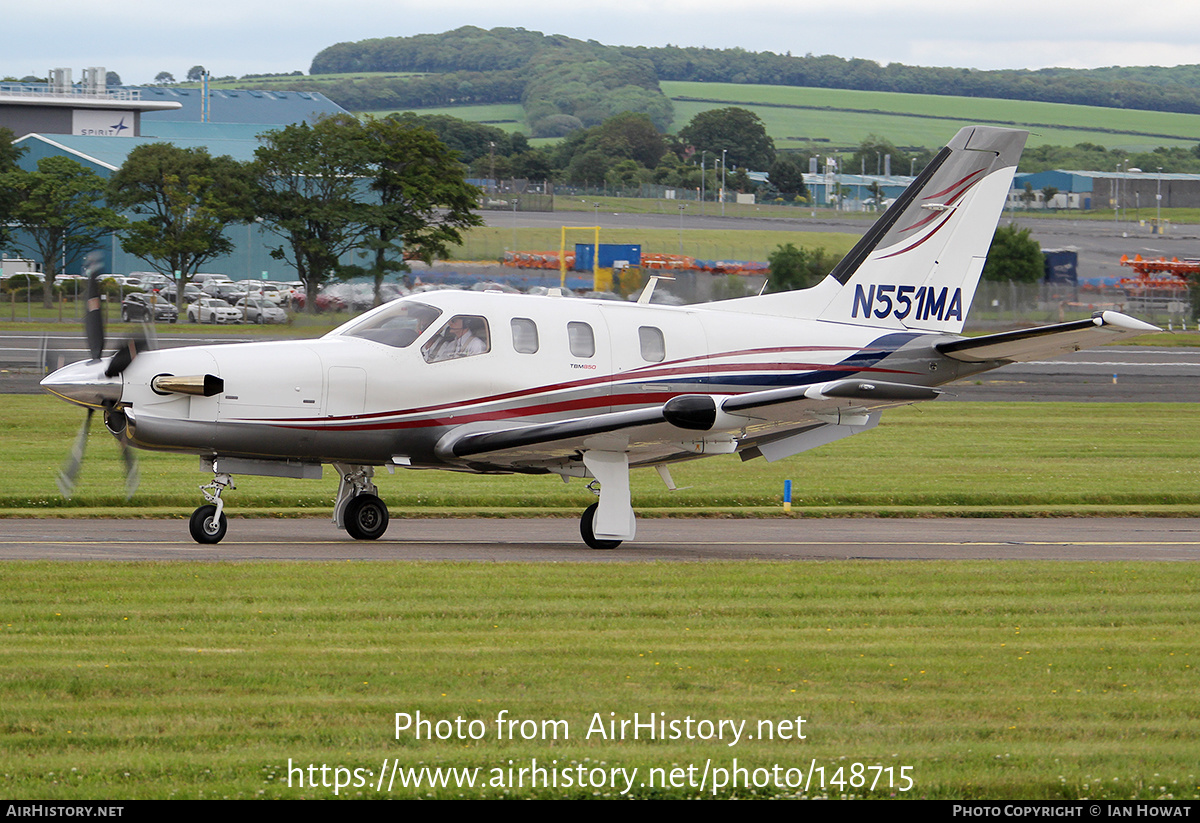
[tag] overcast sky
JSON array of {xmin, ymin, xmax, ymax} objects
[{"xmin": 6, "ymin": 0, "xmax": 1200, "ymax": 85}]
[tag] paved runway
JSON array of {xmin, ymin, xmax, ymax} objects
[{"xmin": 4, "ymin": 517, "xmax": 1200, "ymax": 561}]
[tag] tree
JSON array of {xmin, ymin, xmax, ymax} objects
[
  {"xmin": 678, "ymin": 107, "xmax": 775, "ymax": 170},
  {"xmin": 1041, "ymin": 185, "xmax": 1059, "ymax": 209},
  {"xmin": 108, "ymin": 144, "xmax": 253, "ymax": 309},
  {"xmin": 105, "ymin": 71, "xmax": 122, "ymax": 86},
  {"xmin": 767, "ymin": 155, "xmax": 808, "ymax": 201},
  {"xmin": 0, "ymin": 157, "xmax": 123, "ymax": 308},
  {"xmin": 252, "ymin": 116, "xmax": 375, "ymax": 311},
  {"xmin": 155, "ymin": 71, "xmax": 176, "ymax": 85},
  {"xmin": 0, "ymin": 127, "xmax": 27, "ymax": 248},
  {"xmin": 186, "ymin": 66, "xmax": 207, "ymax": 82},
  {"xmin": 982, "ymin": 223, "xmax": 1043, "ymax": 283},
  {"xmin": 352, "ymin": 117, "xmax": 483, "ymax": 306},
  {"xmin": 767, "ymin": 242, "xmax": 835, "ymax": 292}
]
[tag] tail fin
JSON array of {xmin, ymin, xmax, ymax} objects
[{"xmin": 709, "ymin": 126, "xmax": 1027, "ymax": 334}]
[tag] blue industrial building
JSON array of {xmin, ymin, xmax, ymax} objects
[{"xmin": 2, "ymin": 70, "xmax": 348, "ymax": 280}]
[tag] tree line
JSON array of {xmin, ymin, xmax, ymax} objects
[
  {"xmin": 309, "ymin": 26, "xmax": 673, "ymax": 137},
  {"xmin": 0, "ymin": 117, "xmax": 482, "ymax": 311},
  {"xmin": 307, "ymin": 27, "xmax": 1200, "ymax": 131}
]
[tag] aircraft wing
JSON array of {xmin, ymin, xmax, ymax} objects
[
  {"xmin": 439, "ymin": 379, "xmax": 940, "ymax": 470},
  {"xmin": 936, "ymin": 311, "xmax": 1159, "ymax": 363}
]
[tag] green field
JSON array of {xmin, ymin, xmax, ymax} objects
[
  {"xmin": 454, "ymin": 226, "xmax": 858, "ymax": 263},
  {"xmin": 6, "ymin": 397, "xmax": 1200, "ymax": 515},
  {"xmin": 3, "ymin": 560, "xmax": 1198, "ymax": 799},
  {"xmin": 663, "ymin": 81, "xmax": 1200, "ymax": 152}
]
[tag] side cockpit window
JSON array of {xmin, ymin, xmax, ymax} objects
[
  {"xmin": 423, "ymin": 315, "xmax": 491, "ymax": 363},
  {"xmin": 340, "ymin": 301, "xmax": 441, "ymax": 348}
]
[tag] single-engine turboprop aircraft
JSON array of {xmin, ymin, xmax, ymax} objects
[{"xmin": 42, "ymin": 126, "xmax": 1158, "ymax": 548}]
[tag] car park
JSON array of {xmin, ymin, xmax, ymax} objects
[
  {"xmin": 188, "ymin": 297, "xmax": 243, "ymax": 324},
  {"xmin": 121, "ymin": 292, "xmax": 178, "ymax": 323}
]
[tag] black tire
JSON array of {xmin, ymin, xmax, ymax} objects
[
  {"xmin": 580, "ymin": 502, "xmax": 621, "ymax": 550},
  {"xmin": 189, "ymin": 504, "xmax": 227, "ymax": 544},
  {"xmin": 345, "ymin": 493, "xmax": 389, "ymax": 540},
  {"xmin": 121, "ymin": 308, "xmax": 130, "ymax": 322},
  {"xmin": 255, "ymin": 314, "xmax": 264, "ymax": 325}
]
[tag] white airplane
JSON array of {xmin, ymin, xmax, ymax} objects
[{"xmin": 42, "ymin": 126, "xmax": 1157, "ymax": 548}]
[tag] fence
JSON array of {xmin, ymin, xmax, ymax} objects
[{"xmin": 966, "ymin": 280, "xmax": 1191, "ymax": 331}]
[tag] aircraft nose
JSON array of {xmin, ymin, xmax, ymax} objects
[{"xmin": 40, "ymin": 359, "xmax": 122, "ymax": 408}]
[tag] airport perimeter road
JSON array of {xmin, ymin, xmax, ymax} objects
[{"xmin": 4, "ymin": 517, "xmax": 1200, "ymax": 561}]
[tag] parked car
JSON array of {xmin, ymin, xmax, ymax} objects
[
  {"xmin": 160, "ymin": 283, "xmax": 203, "ymax": 304},
  {"xmin": 233, "ymin": 297, "xmax": 288, "ymax": 324},
  {"xmin": 128, "ymin": 271, "xmax": 170, "ymax": 291},
  {"xmin": 121, "ymin": 292, "xmax": 178, "ymax": 323},
  {"xmin": 192, "ymin": 272, "xmax": 233, "ymax": 286},
  {"xmin": 201, "ymin": 281, "xmax": 248, "ymax": 304},
  {"xmin": 187, "ymin": 297, "xmax": 242, "ymax": 324}
]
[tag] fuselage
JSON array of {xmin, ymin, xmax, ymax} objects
[{"xmin": 43, "ymin": 290, "xmax": 980, "ymax": 472}]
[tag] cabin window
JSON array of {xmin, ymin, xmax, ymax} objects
[
  {"xmin": 422, "ymin": 315, "xmax": 491, "ymax": 362},
  {"xmin": 568, "ymin": 321, "xmax": 595, "ymax": 358},
  {"xmin": 511, "ymin": 318, "xmax": 539, "ymax": 354},
  {"xmin": 638, "ymin": 326, "xmax": 665, "ymax": 362}
]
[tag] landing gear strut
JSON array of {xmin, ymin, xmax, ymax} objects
[
  {"xmin": 333, "ymin": 463, "xmax": 389, "ymax": 540},
  {"xmin": 190, "ymin": 472, "xmax": 232, "ymax": 544},
  {"xmin": 577, "ymin": 451, "xmax": 635, "ymax": 550}
]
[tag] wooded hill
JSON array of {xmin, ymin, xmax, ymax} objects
[{"xmin": 306, "ymin": 26, "xmax": 1200, "ymax": 136}]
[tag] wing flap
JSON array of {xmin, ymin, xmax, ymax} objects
[{"xmin": 936, "ymin": 311, "xmax": 1159, "ymax": 363}]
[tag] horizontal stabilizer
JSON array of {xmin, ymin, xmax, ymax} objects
[{"xmin": 937, "ymin": 311, "xmax": 1160, "ymax": 363}]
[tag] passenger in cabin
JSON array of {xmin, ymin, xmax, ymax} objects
[{"xmin": 423, "ymin": 315, "xmax": 489, "ymax": 362}]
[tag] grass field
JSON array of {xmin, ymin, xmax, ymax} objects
[
  {"xmin": 454, "ymin": 225, "xmax": 858, "ymax": 263},
  {"xmin": 662, "ymin": 82, "xmax": 1200, "ymax": 152},
  {"xmin": 2, "ymin": 561, "xmax": 1197, "ymax": 799},
  {"xmin": 5, "ymin": 397, "xmax": 1200, "ymax": 515}
]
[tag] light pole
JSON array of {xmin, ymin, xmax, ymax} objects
[
  {"xmin": 1157, "ymin": 166, "xmax": 1163, "ymax": 230},
  {"xmin": 720, "ymin": 149, "xmax": 727, "ymax": 218},
  {"xmin": 678, "ymin": 203, "xmax": 686, "ymax": 254}
]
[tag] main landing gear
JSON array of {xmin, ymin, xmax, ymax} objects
[
  {"xmin": 333, "ymin": 463, "xmax": 390, "ymax": 540},
  {"xmin": 577, "ymin": 451, "xmax": 636, "ymax": 550}
]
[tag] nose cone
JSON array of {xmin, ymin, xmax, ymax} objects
[{"xmin": 41, "ymin": 359, "xmax": 122, "ymax": 408}]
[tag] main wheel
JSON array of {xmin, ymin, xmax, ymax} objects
[
  {"xmin": 189, "ymin": 504, "xmax": 227, "ymax": 544},
  {"xmin": 580, "ymin": 502, "xmax": 621, "ymax": 550},
  {"xmin": 345, "ymin": 493, "xmax": 389, "ymax": 540}
]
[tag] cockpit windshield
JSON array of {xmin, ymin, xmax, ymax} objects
[{"xmin": 335, "ymin": 300, "xmax": 443, "ymax": 348}]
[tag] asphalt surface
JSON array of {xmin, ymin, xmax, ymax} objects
[{"xmin": 3, "ymin": 516, "xmax": 1200, "ymax": 562}]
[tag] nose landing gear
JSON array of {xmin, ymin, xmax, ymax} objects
[{"xmin": 190, "ymin": 472, "xmax": 233, "ymax": 544}]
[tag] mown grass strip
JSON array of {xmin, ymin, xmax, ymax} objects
[
  {"xmin": 5, "ymin": 398, "xmax": 1200, "ymax": 513},
  {"xmin": 2, "ymin": 561, "xmax": 1197, "ymax": 799}
]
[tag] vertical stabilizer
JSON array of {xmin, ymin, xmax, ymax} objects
[
  {"xmin": 705, "ymin": 126, "xmax": 1026, "ymax": 334},
  {"xmin": 816, "ymin": 126, "xmax": 1027, "ymax": 333}
]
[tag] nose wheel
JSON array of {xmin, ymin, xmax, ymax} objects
[
  {"xmin": 189, "ymin": 505, "xmax": 228, "ymax": 544},
  {"xmin": 190, "ymin": 471, "xmax": 233, "ymax": 544}
]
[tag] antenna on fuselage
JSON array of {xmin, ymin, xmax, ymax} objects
[{"xmin": 637, "ymin": 274, "xmax": 675, "ymax": 304}]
